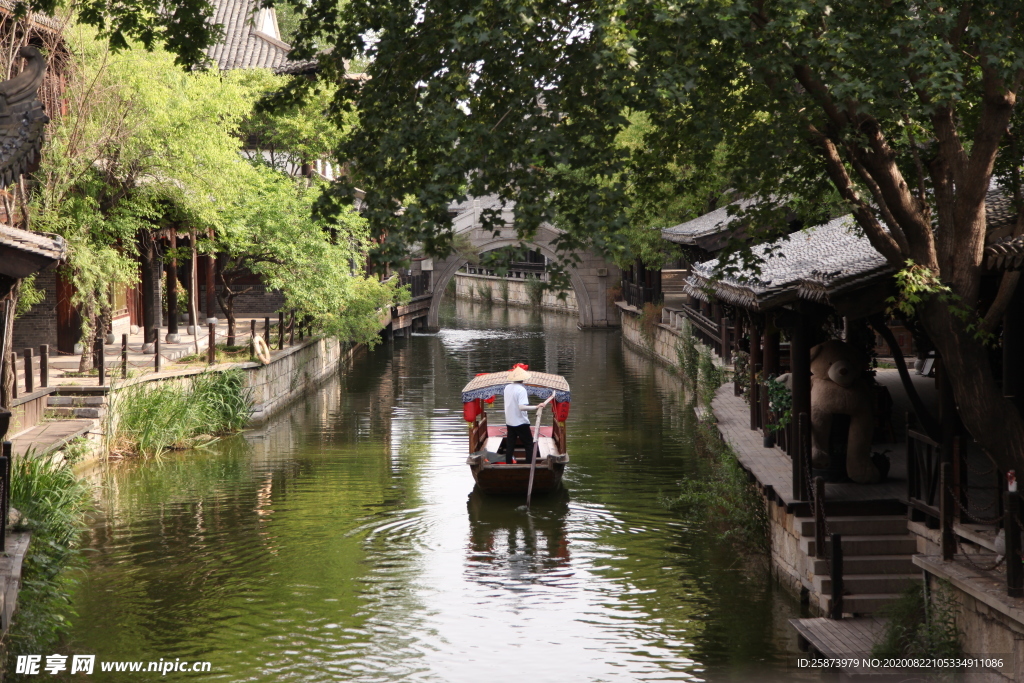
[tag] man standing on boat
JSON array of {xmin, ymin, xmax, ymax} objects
[{"xmin": 503, "ymin": 366, "xmax": 538, "ymax": 464}]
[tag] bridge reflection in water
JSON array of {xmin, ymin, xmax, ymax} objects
[{"xmin": 66, "ymin": 298, "xmax": 814, "ymax": 683}]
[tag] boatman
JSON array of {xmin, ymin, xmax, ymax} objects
[{"xmin": 503, "ymin": 366, "xmax": 538, "ymax": 464}]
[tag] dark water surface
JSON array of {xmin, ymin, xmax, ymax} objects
[{"xmin": 68, "ymin": 301, "xmax": 810, "ymax": 682}]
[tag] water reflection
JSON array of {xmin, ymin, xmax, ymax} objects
[{"xmin": 62, "ymin": 298, "xmax": 810, "ymax": 683}]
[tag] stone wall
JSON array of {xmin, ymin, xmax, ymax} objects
[{"xmin": 454, "ymin": 272, "xmax": 578, "ymax": 312}]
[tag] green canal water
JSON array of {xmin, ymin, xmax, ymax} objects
[{"xmin": 66, "ymin": 301, "xmax": 813, "ymax": 682}]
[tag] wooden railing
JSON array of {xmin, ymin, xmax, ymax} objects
[
  {"xmin": 400, "ymin": 271, "xmax": 431, "ymax": 298},
  {"xmin": 907, "ymin": 413, "xmax": 942, "ymax": 523},
  {"xmin": 623, "ymin": 281, "xmax": 662, "ymax": 308}
]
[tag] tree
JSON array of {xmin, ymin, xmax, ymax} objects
[{"xmin": 48, "ymin": 2, "xmax": 1024, "ymax": 469}]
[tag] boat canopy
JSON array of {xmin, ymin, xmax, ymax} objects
[{"xmin": 461, "ymin": 371, "xmax": 571, "ymax": 404}]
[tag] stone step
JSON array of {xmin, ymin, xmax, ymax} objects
[
  {"xmin": 46, "ymin": 407, "xmax": 104, "ymax": 419},
  {"xmin": 817, "ymin": 573, "xmax": 920, "ymax": 595},
  {"xmin": 825, "ymin": 593, "xmax": 904, "ymax": 617},
  {"xmin": 802, "ymin": 534, "xmax": 918, "ymax": 558},
  {"xmin": 813, "ymin": 554, "xmax": 917, "ymax": 576},
  {"xmin": 47, "ymin": 396, "xmax": 106, "ymax": 407},
  {"xmin": 797, "ymin": 515, "xmax": 908, "ymax": 538}
]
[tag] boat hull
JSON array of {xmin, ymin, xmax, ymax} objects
[{"xmin": 468, "ymin": 455, "xmax": 567, "ymax": 495}]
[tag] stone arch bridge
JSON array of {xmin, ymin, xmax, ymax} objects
[{"xmin": 422, "ymin": 199, "xmax": 621, "ymax": 329}]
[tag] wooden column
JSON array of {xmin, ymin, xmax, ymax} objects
[
  {"xmin": 749, "ymin": 320, "xmax": 762, "ymax": 431},
  {"xmin": 205, "ymin": 253, "xmax": 217, "ymax": 322},
  {"xmin": 763, "ymin": 316, "xmax": 781, "ymax": 376},
  {"xmin": 1004, "ymin": 282, "xmax": 1024, "ymax": 414},
  {"xmin": 790, "ymin": 310, "xmax": 812, "ymax": 501},
  {"xmin": 166, "ymin": 229, "xmax": 179, "ymax": 338}
]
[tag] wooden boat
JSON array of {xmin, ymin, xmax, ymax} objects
[{"xmin": 461, "ymin": 369, "xmax": 571, "ymax": 495}]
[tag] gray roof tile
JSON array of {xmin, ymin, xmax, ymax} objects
[{"xmin": 206, "ymin": 0, "xmax": 315, "ymax": 73}]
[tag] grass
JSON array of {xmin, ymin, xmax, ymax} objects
[
  {"xmin": 107, "ymin": 368, "xmax": 253, "ymax": 458},
  {"xmin": 6, "ymin": 451, "xmax": 93, "ymax": 660},
  {"xmin": 475, "ymin": 283, "xmax": 494, "ymax": 304},
  {"xmin": 499, "ymin": 277, "xmax": 510, "ymax": 304},
  {"xmin": 176, "ymin": 343, "xmax": 254, "ymax": 365},
  {"xmin": 873, "ymin": 581, "xmax": 962, "ymax": 662}
]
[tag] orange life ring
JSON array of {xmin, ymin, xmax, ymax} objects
[{"xmin": 253, "ymin": 334, "xmax": 272, "ymax": 365}]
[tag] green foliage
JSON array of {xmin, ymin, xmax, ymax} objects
[
  {"xmin": 108, "ymin": 369, "xmax": 252, "ymax": 458},
  {"xmin": 475, "ymin": 282, "xmax": 493, "ymax": 304},
  {"xmin": 7, "ymin": 453, "xmax": 93, "ymax": 656},
  {"xmin": 14, "ymin": 276, "xmax": 44, "ymax": 318},
  {"xmin": 873, "ymin": 581, "xmax": 962, "ymax": 661},
  {"xmin": 888, "ymin": 260, "xmax": 993, "ymax": 344},
  {"xmin": 498, "ymin": 277, "xmax": 510, "ymax": 304},
  {"xmin": 667, "ymin": 417, "xmax": 769, "ymax": 554},
  {"xmin": 525, "ymin": 276, "xmax": 545, "ymax": 307},
  {"xmin": 764, "ymin": 376, "xmax": 793, "ymax": 433},
  {"xmin": 677, "ymin": 325, "xmax": 699, "ymax": 385},
  {"xmin": 697, "ymin": 345, "xmax": 723, "ymax": 410},
  {"xmin": 638, "ymin": 302, "xmax": 663, "ymax": 350}
]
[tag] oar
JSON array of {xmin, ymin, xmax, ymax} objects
[{"xmin": 526, "ymin": 391, "xmax": 556, "ymax": 508}]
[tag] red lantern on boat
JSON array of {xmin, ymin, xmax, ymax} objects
[
  {"xmin": 552, "ymin": 399, "xmax": 571, "ymax": 422},
  {"xmin": 463, "ymin": 398, "xmax": 482, "ymax": 422}
]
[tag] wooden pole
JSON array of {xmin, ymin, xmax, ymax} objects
[
  {"xmin": 940, "ymin": 462, "xmax": 955, "ymax": 561},
  {"xmin": 1007, "ymin": 491, "xmax": 1022, "ymax": 597},
  {"xmin": 154, "ymin": 338, "xmax": 161, "ymax": 373},
  {"xmin": 289, "ymin": 310, "xmax": 295, "ymax": 346},
  {"xmin": 250, "ymin": 320, "xmax": 256, "ymax": 361},
  {"xmin": 830, "ymin": 533, "xmax": 843, "ymax": 619},
  {"xmin": 278, "ymin": 312, "xmax": 285, "ymax": 351},
  {"xmin": 264, "ymin": 317, "xmax": 271, "ymax": 343},
  {"xmin": 96, "ymin": 337, "xmax": 105, "ymax": 386},
  {"xmin": 9, "ymin": 353, "xmax": 16, "ymax": 399},
  {"xmin": 39, "ymin": 344, "xmax": 48, "ymax": 388},
  {"xmin": 0, "ymin": 440, "xmax": 9, "ymax": 552},
  {"xmin": 122, "ymin": 334, "xmax": 128, "ymax": 379},
  {"xmin": 790, "ymin": 311, "xmax": 812, "ymax": 501},
  {"xmin": 166, "ymin": 229, "xmax": 179, "ymax": 338},
  {"xmin": 205, "ymin": 253, "xmax": 216, "ymax": 322},
  {"xmin": 814, "ymin": 476, "xmax": 826, "ymax": 559},
  {"xmin": 526, "ymin": 392, "xmax": 556, "ymax": 508},
  {"xmin": 208, "ymin": 323, "xmax": 216, "ymax": 365},
  {"xmin": 22, "ymin": 348, "xmax": 32, "ymax": 393}
]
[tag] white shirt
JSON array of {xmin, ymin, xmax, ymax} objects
[{"xmin": 503, "ymin": 382, "xmax": 531, "ymax": 427}]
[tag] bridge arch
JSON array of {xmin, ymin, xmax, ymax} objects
[{"xmin": 428, "ymin": 236, "xmax": 612, "ymax": 328}]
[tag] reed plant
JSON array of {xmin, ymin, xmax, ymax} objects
[
  {"xmin": 525, "ymin": 275, "xmax": 545, "ymax": 306},
  {"xmin": 108, "ymin": 369, "xmax": 252, "ymax": 457},
  {"xmin": 7, "ymin": 451, "xmax": 93, "ymax": 657},
  {"xmin": 499, "ymin": 277, "xmax": 510, "ymax": 304},
  {"xmin": 476, "ymin": 283, "xmax": 494, "ymax": 304}
]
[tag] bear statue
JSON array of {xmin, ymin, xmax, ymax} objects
[{"xmin": 809, "ymin": 339, "xmax": 882, "ymax": 484}]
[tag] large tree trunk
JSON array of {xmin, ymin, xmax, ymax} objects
[{"xmin": 923, "ymin": 299, "xmax": 1024, "ymax": 474}]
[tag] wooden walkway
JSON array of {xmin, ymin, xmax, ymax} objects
[
  {"xmin": 791, "ymin": 617, "xmax": 897, "ymax": 680},
  {"xmin": 712, "ymin": 385, "xmax": 907, "ymax": 516},
  {"xmin": 9, "ymin": 419, "xmax": 95, "ymax": 458}
]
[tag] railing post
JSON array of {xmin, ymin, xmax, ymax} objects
[
  {"xmin": 250, "ymin": 319, "xmax": 256, "ymax": 345},
  {"xmin": 39, "ymin": 345, "xmax": 48, "ymax": 388},
  {"xmin": 761, "ymin": 380, "xmax": 773, "ymax": 448},
  {"xmin": 278, "ymin": 312, "xmax": 285, "ymax": 351},
  {"xmin": 96, "ymin": 337, "xmax": 105, "ymax": 386},
  {"xmin": 940, "ymin": 462, "xmax": 955, "ymax": 560},
  {"xmin": 289, "ymin": 310, "xmax": 296, "ymax": 346},
  {"xmin": 814, "ymin": 476, "xmax": 826, "ymax": 559},
  {"xmin": 264, "ymin": 316, "xmax": 271, "ymax": 344},
  {"xmin": 23, "ymin": 348, "xmax": 33, "ymax": 393},
  {"xmin": 720, "ymin": 317, "xmax": 731, "ymax": 363},
  {"xmin": 154, "ymin": 337, "xmax": 161, "ymax": 373},
  {"xmin": 794, "ymin": 411, "xmax": 810, "ymax": 501},
  {"xmin": 0, "ymin": 440, "xmax": 9, "ymax": 552},
  {"xmin": 121, "ymin": 334, "xmax": 128, "ymax": 379},
  {"xmin": 9, "ymin": 352, "xmax": 16, "ymax": 399},
  {"xmin": 830, "ymin": 533, "xmax": 843, "ymax": 619},
  {"xmin": 208, "ymin": 323, "xmax": 216, "ymax": 365},
  {"xmin": 1007, "ymin": 489, "xmax": 1023, "ymax": 597}
]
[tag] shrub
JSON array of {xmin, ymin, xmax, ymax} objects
[
  {"xmin": 638, "ymin": 302, "xmax": 664, "ymax": 350},
  {"xmin": 677, "ymin": 325, "xmax": 699, "ymax": 384},
  {"xmin": 667, "ymin": 416, "xmax": 769, "ymax": 554},
  {"xmin": 499, "ymin": 277, "xmax": 510, "ymax": 304},
  {"xmin": 476, "ymin": 283, "xmax": 493, "ymax": 304},
  {"xmin": 525, "ymin": 276, "xmax": 545, "ymax": 306},
  {"xmin": 108, "ymin": 369, "xmax": 252, "ymax": 457},
  {"xmin": 697, "ymin": 345, "xmax": 724, "ymax": 409}
]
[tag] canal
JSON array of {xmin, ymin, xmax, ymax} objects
[{"xmin": 67, "ymin": 300, "xmax": 810, "ymax": 682}]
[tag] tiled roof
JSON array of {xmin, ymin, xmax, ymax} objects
[
  {"xmin": 0, "ymin": 1, "xmax": 65, "ymax": 33},
  {"xmin": 685, "ymin": 216, "xmax": 893, "ymax": 311},
  {"xmin": 661, "ymin": 199, "xmax": 758, "ymax": 246},
  {"xmin": 0, "ymin": 224, "xmax": 66, "ymax": 278},
  {"xmin": 206, "ymin": 0, "xmax": 315, "ymax": 73}
]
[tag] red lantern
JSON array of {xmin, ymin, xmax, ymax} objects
[
  {"xmin": 463, "ymin": 398, "xmax": 482, "ymax": 422},
  {"xmin": 552, "ymin": 400, "xmax": 571, "ymax": 422}
]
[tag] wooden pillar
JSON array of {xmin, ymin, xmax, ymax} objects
[
  {"xmin": 205, "ymin": 253, "xmax": 217, "ymax": 322},
  {"xmin": 39, "ymin": 344, "xmax": 48, "ymax": 388},
  {"xmin": 166, "ymin": 230, "xmax": 179, "ymax": 338},
  {"xmin": 1004, "ymin": 282, "xmax": 1024, "ymax": 414},
  {"xmin": 139, "ymin": 232, "xmax": 158, "ymax": 344},
  {"xmin": 790, "ymin": 310, "xmax": 812, "ymax": 501},
  {"xmin": 749, "ymin": 320, "xmax": 762, "ymax": 431},
  {"xmin": 764, "ymin": 316, "xmax": 781, "ymax": 376},
  {"xmin": 22, "ymin": 349, "xmax": 32, "ymax": 393}
]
